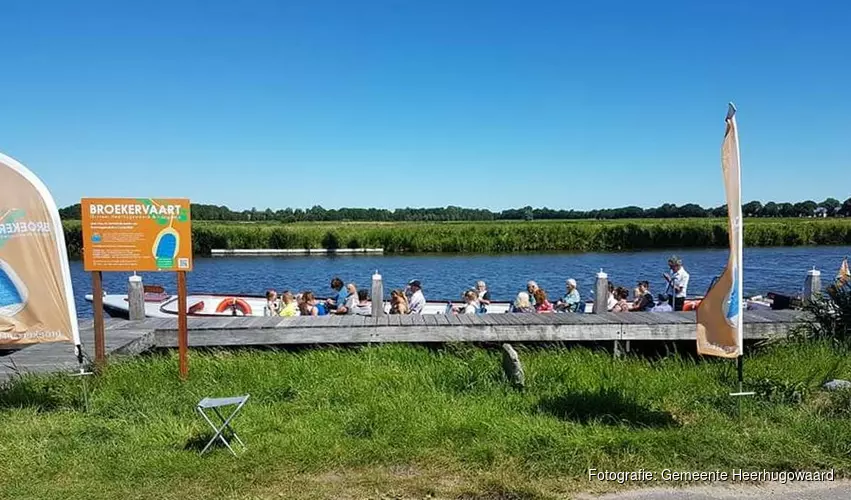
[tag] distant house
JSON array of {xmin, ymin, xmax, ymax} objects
[{"xmin": 814, "ymin": 207, "xmax": 828, "ymax": 218}]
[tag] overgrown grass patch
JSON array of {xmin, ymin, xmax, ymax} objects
[{"xmin": 2, "ymin": 342, "xmax": 851, "ymax": 499}]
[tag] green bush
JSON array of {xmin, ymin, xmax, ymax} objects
[{"xmin": 800, "ymin": 281, "xmax": 851, "ymax": 346}]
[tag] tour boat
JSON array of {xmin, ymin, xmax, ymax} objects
[
  {"xmin": 82, "ymin": 285, "xmax": 735, "ymax": 319},
  {"xmin": 84, "ymin": 286, "xmax": 518, "ymax": 318}
]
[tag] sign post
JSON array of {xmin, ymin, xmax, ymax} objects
[
  {"xmin": 81, "ymin": 198, "xmax": 192, "ymax": 378},
  {"xmin": 92, "ymin": 271, "xmax": 106, "ymax": 369}
]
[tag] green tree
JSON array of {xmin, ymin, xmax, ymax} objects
[
  {"xmin": 743, "ymin": 201, "xmax": 763, "ymax": 217},
  {"xmin": 762, "ymin": 201, "xmax": 779, "ymax": 217}
]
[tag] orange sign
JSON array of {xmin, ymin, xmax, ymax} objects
[{"xmin": 81, "ymin": 198, "xmax": 193, "ymax": 272}]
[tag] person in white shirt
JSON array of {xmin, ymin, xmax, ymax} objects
[
  {"xmin": 407, "ymin": 280, "xmax": 425, "ymax": 314},
  {"xmin": 663, "ymin": 255, "xmax": 690, "ymax": 311},
  {"xmin": 606, "ymin": 282, "xmax": 617, "ymax": 312},
  {"xmin": 458, "ymin": 289, "xmax": 479, "ymax": 314}
]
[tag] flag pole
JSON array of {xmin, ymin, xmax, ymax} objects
[{"xmin": 728, "ymin": 101, "xmax": 753, "ymax": 398}]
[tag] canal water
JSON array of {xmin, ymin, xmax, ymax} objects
[{"xmin": 70, "ymin": 246, "xmax": 851, "ymax": 318}]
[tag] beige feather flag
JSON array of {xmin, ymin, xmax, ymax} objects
[{"xmin": 696, "ymin": 104, "xmax": 743, "ymax": 358}]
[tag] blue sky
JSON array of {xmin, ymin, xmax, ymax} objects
[{"xmin": 1, "ymin": 0, "xmax": 848, "ymax": 211}]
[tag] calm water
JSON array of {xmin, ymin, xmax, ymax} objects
[{"xmin": 70, "ymin": 246, "xmax": 851, "ymax": 318}]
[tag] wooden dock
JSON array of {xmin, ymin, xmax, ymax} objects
[{"xmin": 1, "ymin": 310, "xmax": 808, "ymax": 381}]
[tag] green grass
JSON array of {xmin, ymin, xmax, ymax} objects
[
  {"xmin": 61, "ymin": 217, "xmax": 851, "ymax": 257},
  {"xmin": 2, "ymin": 342, "xmax": 851, "ymax": 499}
]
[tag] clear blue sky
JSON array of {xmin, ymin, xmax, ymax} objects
[{"xmin": 2, "ymin": 0, "xmax": 849, "ymax": 211}]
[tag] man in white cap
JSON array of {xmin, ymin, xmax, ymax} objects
[{"xmin": 407, "ymin": 280, "xmax": 425, "ymax": 314}]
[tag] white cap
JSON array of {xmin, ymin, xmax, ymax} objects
[
  {"xmin": 807, "ymin": 268, "xmax": 821, "ymax": 276},
  {"xmin": 596, "ymin": 269, "xmax": 607, "ymax": 279},
  {"xmin": 372, "ymin": 270, "xmax": 381, "ymax": 279},
  {"xmin": 129, "ymin": 275, "xmax": 142, "ymax": 283}
]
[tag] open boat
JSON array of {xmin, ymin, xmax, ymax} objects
[
  {"xmin": 82, "ymin": 285, "xmax": 730, "ymax": 319},
  {"xmin": 85, "ymin": 285, "xmax": 517, "ymax": 318}
]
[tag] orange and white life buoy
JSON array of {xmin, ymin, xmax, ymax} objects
[
  {"xmin": 683, "ymin": 299, "xmax": 701, "ymax": 311},
  {"xmin": 215, "ymin": 297, "xmax": 252, "ymax": 316}
]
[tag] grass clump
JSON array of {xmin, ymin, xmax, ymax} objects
[
  {"xmin": 62, "ymin": 218, "xmax": 851, "ymax": 257},
  {"xmin": 2, "ymin": 343, "xmax": 851, "ymax": 499}
]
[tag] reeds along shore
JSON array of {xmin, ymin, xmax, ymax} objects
[{"xmin": 61, "ymin": 218, "xmax": 851, "ymax": 258}]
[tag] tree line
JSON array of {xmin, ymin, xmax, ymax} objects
[{"xmin": 58, "ymin": 197, "xmax": 851, "ymax": 222}]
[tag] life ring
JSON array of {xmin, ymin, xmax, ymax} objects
[
  {"xmin": 215, "ymin": 297, "xmax": 252, "ymax": 316},
  {"xmin": 683, "ymin": 300, "xmax": 701, "ymax": 311}
]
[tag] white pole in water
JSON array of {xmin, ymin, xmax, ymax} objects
[
  {"xmin": 371, "ymin": 270, "xmax": 384, "ymax": 317},
  {"xmin": 128, "ymin": 273, "xmax": 145, "ymax": 321},
  {"xmin": 593, "ymin": 269, "xmax": 608, "ymax": 314}
]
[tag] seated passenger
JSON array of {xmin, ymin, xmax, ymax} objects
[
  {"xmin": 511, "ymin": 292, "xmax": 535, "ymax": 313},
  {"xmin": 631, "ymin": 281, "xmax": 654, "ymax": 311},
  {"xmin": 300, "ymin": 291, "xmax": 325, "ymax": 316},
  {"xmin": 406, "ymin": 280, "xmax": 425, "ymax": 314},
  {"xmin": 456, "ymin": 289, "xmax": 479, "ymax": 314},
  {"xmin": 352, "ymin": 290, "xmax": 372, "ymax": 316},
  {"xmin": 264, "ymin": 290, "xmax": 279, "ymax": 317},
  {"xmin": 555, "ymin": 278, "xmax": 581, "ymax": 312},
  {"xmin": 279, "ymin": 291, "xmax": 299, "ymax": 317},
  {"xmin": 611, "ymin": 287, "xmax": 631, "ymax": 312},
  {"xmin": 326, "ymin": 277, "xmax": 346, "ymax": 311},
  {"xmin": 390, "ymin": 289, "xmax": 409, "ymax": 315},
  {"xmin": 534, "ymin": 289, "xmax": 554, "ymax": 313},
  {"xmin": 475, "ymin": 281, "xmax": 491, "ymax": 312},
  {"xmin": 650, "ymin": 293, "xmax": 673, "ymax": 312},
  {"xmin": 607, "ymin": 282, "xmax": 617, "ymax": 312}
]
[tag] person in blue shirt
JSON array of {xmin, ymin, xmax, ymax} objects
[
  {"xmin": 326, "ymin": 277, "xmax": 346, "ymax": 311},
  {"xmin": 555, "ymin": 278, "xmax": 581, "ymax": 312}
]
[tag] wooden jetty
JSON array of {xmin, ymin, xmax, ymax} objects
[{"xmin": 1, "ymin": 310, "xmax": 808, "ymax": 381}]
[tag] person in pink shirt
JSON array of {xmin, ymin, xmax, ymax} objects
[{"xmin": 533, "ymin": 288, "xmax": 554, "ymax": 313}]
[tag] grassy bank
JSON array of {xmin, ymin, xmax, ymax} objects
[
  {"xmin": 62, "ymin": 218, "xmax": 851, "ymax": 257},
  {"xmin": 2, "ymin": 342, "xmax": 851, "ymax": 499}
]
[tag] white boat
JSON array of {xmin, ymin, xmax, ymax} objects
[
  {"xmin": 83, "ymin": 284, "xmax": 785, "ymax": 319},
  {"xmin": 84, "ymin": 286, "xmax": 526, "ymax": 318}
]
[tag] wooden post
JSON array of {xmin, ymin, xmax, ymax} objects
[
  {"xmin": 177, "ymin": 271, "xmax": 188, "ymax": 380},
  {"xmin": 371, "ymin": 271, "xmax": 384, "ymax": 317},
  {"xmin": 128, "ymin": 274, "xmax": 145, "ymax": 321},
  {"xmin": 91, "ymin": 271, "xmax": 106, "ymax": 370},
  {"xmin": 593, "ymin": 270, "xmax": 608, "ymax": 314},
  {"xmin": 803, "ymin": 268, "xmax": 821, "ymax": 304}
]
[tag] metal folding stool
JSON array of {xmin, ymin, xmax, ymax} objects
[{"xmin": 196, "ymin": 394, "xmax": 249, "ymax": 456}]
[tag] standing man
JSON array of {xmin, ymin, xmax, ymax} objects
[
  {"xmin": 663, "ymin": 255, "xmax": 690, "ymax": 311},
  {"xmin": 407, "ymin": 280, "xmax": 425, "ymax": 314}
]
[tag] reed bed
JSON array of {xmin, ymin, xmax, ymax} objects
[{"xmin": 61, "ymin": 218, "xmax": 851, "ymax": 257}]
